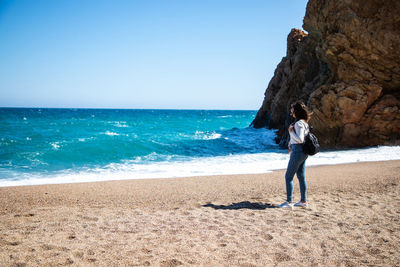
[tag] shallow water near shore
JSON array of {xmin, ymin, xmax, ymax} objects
[{"xmin": 1, "ymin": 108, "xmax": 399, "ymax": 186}]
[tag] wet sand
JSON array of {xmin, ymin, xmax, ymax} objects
[{"xmin": 0, "ymin": 160, "xmax": 399, "ymax": 266}]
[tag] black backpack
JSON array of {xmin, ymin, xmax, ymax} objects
[{"xmin": 303, "ymin": 126, "xmax": 320, "ymax": 155}]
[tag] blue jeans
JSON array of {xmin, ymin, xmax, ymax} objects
[{"xmin": 285, "ymin": 144, "xmax": 308, "ymax": 202}]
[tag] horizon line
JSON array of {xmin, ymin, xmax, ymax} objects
[{"xmin": 0, "ymin": 106, "xmax": 259, "ymax": 111}]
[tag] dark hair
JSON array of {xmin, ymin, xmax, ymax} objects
[{"xmin": 291, "ymin": 101, "xmax": 312, "ymax": 122}]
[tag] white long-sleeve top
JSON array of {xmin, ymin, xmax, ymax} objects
[{"xmin": 289, "ymin": 120, "xmax": 309, "ymax": 144}]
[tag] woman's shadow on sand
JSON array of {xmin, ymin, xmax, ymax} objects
[{"xmin": 202, "ymin": 201, "xmax": 275, "ymax": 210}]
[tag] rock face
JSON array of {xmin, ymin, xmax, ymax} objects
[{"xmin": 251, "ymin": 0, "xmax": 400, "ymax": 148}]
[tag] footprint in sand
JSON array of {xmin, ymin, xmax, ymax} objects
[
  {"xmin": 73, "ymin": 251, "xmax": 84, "ymax": 258},
  {"xmin": 2, "ymin": 240, "xmax": 21, "ymax": 246},
  {"xmin": 141, "ymin": 248, "xmax": 152, "ymax": 254},
  {"xmin": 78, "ymin": 215, "xmax": 99, "ymax": 222},
  {"xmin": 41, "ymin": 244, "xmax": 56, "ymax": 251},
  {"xmin": 263, "ymin": 233, "xmax": 274, "ymax": 240},
  {"xmin": 274, "ymin": 252, "xmax": 292, "ymax": 262},
  {"xmin": 68, "ymin": 234, "xmax": 76, "ymax": 240},
  {"xmin": 160, "ymin": 259, "xmax": 183, "ymax": 267},
  {"xmin": 10, "ymin": 262, "xmax": 27, "ymax": 267}
]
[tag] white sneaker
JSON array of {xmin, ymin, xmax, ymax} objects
[
  {"xmin": 277, "ymin": 201, "xmax": 293, "ymax": 209},
  {"xmin": 294, "ymin": 201, "xmax": 307, "ymax": 208}
]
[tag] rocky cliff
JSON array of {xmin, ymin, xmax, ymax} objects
[{"xmin": 251, "ymin": 0, "xmax": 400, "ymax": 148}]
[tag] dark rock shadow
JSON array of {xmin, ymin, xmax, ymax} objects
[{"xmin": 202, "ymin": 201, "xmax": 275, "ymax": 210}]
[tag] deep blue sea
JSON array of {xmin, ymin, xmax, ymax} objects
[{"xmin": 1, "ymin": 108, "xmax": 399, "ymax": 186}]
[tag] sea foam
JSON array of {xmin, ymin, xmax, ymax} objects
[{"xmin": 1, "ymin": 146, "xmax": 399, "ymax": 187}]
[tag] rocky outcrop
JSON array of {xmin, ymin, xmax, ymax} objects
[{"xmin": 251, "ymin": 0, "xmax": 400, "ymax": 148}]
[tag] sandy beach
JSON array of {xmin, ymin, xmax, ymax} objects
[{"xmin": 0, "ymin": 160, "xmax": 399, "ymax": 266}]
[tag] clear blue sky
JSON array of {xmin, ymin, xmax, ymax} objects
[{"xmin": 0, "ymin": 0, "xmax": 308, "ymax": 110}]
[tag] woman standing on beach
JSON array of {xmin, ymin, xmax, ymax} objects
[{"xmin": 278, "ymin": 101, "xmax": 311, "ymax": 208}]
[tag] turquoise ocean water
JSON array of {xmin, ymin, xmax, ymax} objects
[
  {"xmin": 0, "ymin": 108, "xmax": 280, "ymax": 185},
  {"xmin": 2, "ymin": 108, "xmax": 399, "ymax": 186}
]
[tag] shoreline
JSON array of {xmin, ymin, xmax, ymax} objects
[
  {"xmin": 1, "ymin": 156, "xmax": 399, "ymax": 188},
  {"xmin": 1, "ymin": 160, "xmax": 399, "ymax": 266}
]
